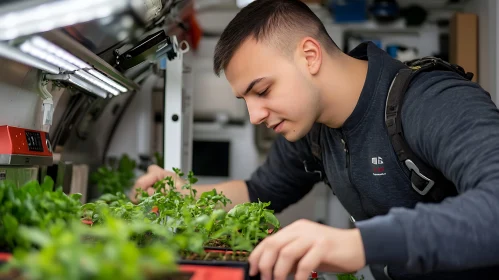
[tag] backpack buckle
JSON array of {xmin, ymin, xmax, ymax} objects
[
  {"xmin": 405, "ymin": 159, "xmax": 435, "ymax": 195},
  {"xmin": 303, "ymin": 160, "xmax": 323, "ymax": 180}
]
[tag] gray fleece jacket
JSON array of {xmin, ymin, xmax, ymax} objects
[{"xmin": 246, "ymin": 42, "xmax": 499, "ymax": 280}]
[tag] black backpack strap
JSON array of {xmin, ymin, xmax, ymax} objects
[{"xmin": 385, "ymin": 57, "xmax": 472, "ymax": 202}]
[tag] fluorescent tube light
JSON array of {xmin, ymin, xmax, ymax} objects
[
  {"xmin": 88, "ymin": 69, "xmax": 128, "ymax": 93},
  {"xmin": 30, "ymin": 36, "xmax": 91, "ymax": 69},
  {"xmin": 0, "ymin": 0, "xmax": 129, "ymax": 41},
  {"xmin": 75, "ymin": 70, "xmax": 120, "ymax": 96},
  {"xmin": 18, "ymin": 36, "xmax": 126, "ymax": 95},
  {"xmin": 45, "ymin": 73, "xmax": 109, "ymax": 98},
  {"xmin": 0, "ymin": 42, "xmax": 59, "ymax": 74},
  {"xmin": 19, "ymin": 40, "xmax": 78, "ymax": 71}
]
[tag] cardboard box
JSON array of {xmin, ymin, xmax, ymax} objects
[{"xmin": 450, "ymin": 12, "xmax": 478, "ymax": 83}]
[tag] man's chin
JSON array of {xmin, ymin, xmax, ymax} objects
[{"xmin": 282, "ymin": 130, "xmax": 306, "ymax": 142}]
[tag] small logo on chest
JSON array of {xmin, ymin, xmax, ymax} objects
[{"xmin": 371, "ymin": 157, "xmax": 386, "ymax": 176}]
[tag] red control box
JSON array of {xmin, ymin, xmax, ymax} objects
[{"xmin": 0, "ymin": 125, "xmax": 53, "ymax": 165}]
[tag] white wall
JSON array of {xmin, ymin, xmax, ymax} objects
[
  {"xmin": 0, "ymin": 60, "xmax": 65, "ymax": 132},
  {"xmin": 190, "ymin": 37, "xmax": 248, "ymax": 122},
  {"xmin": 106, "ymin": 74, "xmax": 157, "ymax": 166},
  {"xmin": 464, "ymin": 0, "xmax": 498, "ymax": 103}
]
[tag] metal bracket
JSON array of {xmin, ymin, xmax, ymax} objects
[
  {"xmin": 163, "ymin": 36, "xmax": 189, "ymax": 172},
  {"xmin": 115, "ymin": 30, "xmax": 177, "ymax": 71}
]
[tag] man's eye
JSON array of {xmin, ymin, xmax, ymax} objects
[{"xmin": 258, "ymin": 88, "xmax": 269, "ymax": 96}]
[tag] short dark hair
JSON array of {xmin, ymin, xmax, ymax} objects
[{"xmin": 213, "ymin": 0, "xmax": 339, "ymax": 76}]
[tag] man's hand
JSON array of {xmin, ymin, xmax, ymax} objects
[
  {"xmin": 128, "ymin": 165, "xmax": 186, "ymax": 203},
  {"xmin": 248, "ymin": 219, "xmax": 366, "ymax": 280}
]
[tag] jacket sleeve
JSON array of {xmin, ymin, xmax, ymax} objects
[
  {"xmin": 246, "ymin": 135, "xmax": 322, "ymax": 213},
  {"xmin": 356, "ymin": 71, "xmax": 499, "ymax": 273}
]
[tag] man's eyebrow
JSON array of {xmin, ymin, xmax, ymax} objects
[{"xmin": 236, "ymin": 77, "xmax": 266, "ymax": 99}]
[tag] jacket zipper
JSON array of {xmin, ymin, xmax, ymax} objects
[
  {"xmin": 340, "ymin": 130, "xmax": 370, "ymax": 220},
  {"xmin": 340, "ymin": 131, "xmax": 350, "ymax": 169}
]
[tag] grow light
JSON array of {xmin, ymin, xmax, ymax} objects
[
  {"xmin": 44, "ymin": 73, "xmax": 109, "ymax": 98},
  {"xmin": 0, "ymin": 0, "xmax": 129, "ymax": 41},
  {"xmin": 73, "ymin": 70, "xmax": 120, "ymax": 96},
  {"xmin": 19, "ymin": 36, "xmax": 124, "ymax": 95},
  {"xmin": 0, "ymin": 43, "xmax": 59, "ymax": 74},
  {"xmin": 88, "ymin": 69, "xmax": 128, "ymax": 93},
  {"xmin": 19, "ymin": 38, "xmax": 79, "ymax": 72}
]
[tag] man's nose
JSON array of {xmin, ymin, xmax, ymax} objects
[{"xmin": 246, "ymin": 99, "xmax": 268, "ymax": 125}]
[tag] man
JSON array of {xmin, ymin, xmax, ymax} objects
[{"xmin": 130, "ymin": 0, "xmax": 499, "ymax": 279}]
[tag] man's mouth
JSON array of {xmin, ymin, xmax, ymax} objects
[{"xmin": 271, "ymin": 121, "xmax": 284, "ymax": 133}]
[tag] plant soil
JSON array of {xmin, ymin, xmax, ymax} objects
[
  {"xmin": 204, "ymin": 239, "xmax": 230, "ymax": 248},
  {"xmin": 204, "ymin": 237, "xmax": 266, "ymax": 250},
  {"xmin": 145, "ymin": 271, "xmax": 194, "ymax": 280},
  {"xmin": 182, "ymin": 251, "xmax": 249, "ymax": 262},
  {"xmin": 0, "ymin": 269, "xmax": 24, "ymax": 280}
]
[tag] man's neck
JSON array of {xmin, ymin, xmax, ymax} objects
[{"xmin": 316, "ymin": 53, "xmax": 368, "ymax": 129}]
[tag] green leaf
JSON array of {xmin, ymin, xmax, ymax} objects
[
  {"xmin": 154, "ymin": 152, "xmax": 164, "ymax": 168},
  {"xmin": 195, "ymin": 215, "xmax": 209, "ymax": 225},
  {"xmin": 337, "ymin": 273, "xmax": 364, "ymax": 280},
  {"xmin": 18, "ymin": 227, "xmax": 51, "ymax": 247},
  {"xmin": 3, "ymin": 213, "xmax": 18, "ymax": 227},
  {"xmin": 70, "ymin": 193, "xmax": 83, "ymax": 201},
  {"xmin": 227, "ymin": 205, "xmax": 248, "ymax": 218},
  {"xmin": 199, "ymin": 190, "xmax": 216, "ymax": 199},
  {"xmin": 41, "ymin": 176, "xmax": 55, "ymax": 192},
  {"xmin": 263, "ymin": 211, "xmax": 280, "ymax": 229}
]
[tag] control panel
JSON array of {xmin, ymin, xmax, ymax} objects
[{"xmin": 25, "ymin": 131, "xmax": 44, "ymax": 152}]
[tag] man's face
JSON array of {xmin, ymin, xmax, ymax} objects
[{"xmin": 224, "ymin": 38, "xmax": 320, "ymax": 142}]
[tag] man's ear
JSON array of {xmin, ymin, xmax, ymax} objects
[{"xmin": 299, "ymin": 37, "xmax": 322, "ymax": 75}]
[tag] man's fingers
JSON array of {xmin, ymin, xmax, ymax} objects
[
  {"xmin": 134, "ymin": 168, "xmax": 170, "ymax": 191},
  {"xmin": 249, "ymin": 231, "xmax": 299, "ymax": 278},
  {"xmin": 273, "ymin": 239, "xmax": 311, "ymax": 280},
  {"xmin": 147, "ymin": 164, "xmax": 164, "ymax": 174},
  {"xmin": 128, "ymin": 165, "xmax": 178, "ymax": 202},
  {"xmin": 255, "ymin": 241, "xmax": 281, "ymax": 280},
  {"xmin": 294, "ymin": 245, "xmax": 325, "ymax": 280},
  {"xmin": 249, "ymin": 236, "xmax": 280, "ymax": 277},
  {"xmin": 248, "ymin": 241, "xmax": 266, "ymax": 276},
  {"xmin": 147, "ymin": 187, "xmax": 155, "ymax": 196}
]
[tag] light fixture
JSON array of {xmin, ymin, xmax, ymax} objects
[
  {"xmin": 14, "ymin": 36, "xmax": 129, "ymax": 97},
  {"xmin": 0, "ymin": 43, "xmax": 59, "ymax": 74},
  {"xmin": 45, "ymin": 74, "xmax": 109, "ymax": 98},
  {"xmin": 0, "ymin": 0, "xmax": 129, "ymax": 41},
  {"xmin": 19, "ymin": 39, "xmax": 79, "ymax": 72},
  {"xmin": 88, "ymin": 69, "xmax": 128, "ymax": 93}
]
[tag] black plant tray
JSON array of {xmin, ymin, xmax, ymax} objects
[
  {"xmin": 146, "ymin": 271, "xmax": 194, "ymax": 280},
  {"xmin": 178, "ymin": 259, "xmax": 260, "ymax": 280}
]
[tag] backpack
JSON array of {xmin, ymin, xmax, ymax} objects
[{"xmin": 303, "ymin": 57, "xmax": 474, "ymax": 203}]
